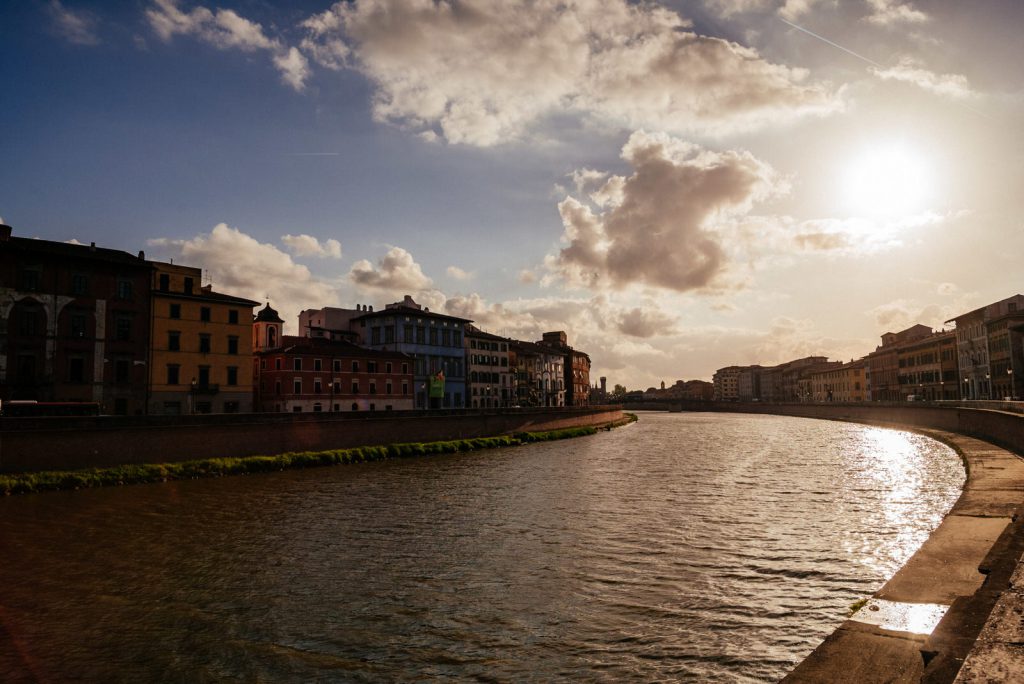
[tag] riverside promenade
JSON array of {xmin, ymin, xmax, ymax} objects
[{"xmin": 660, "ymin": 400, "xmax": 1024, "ymax": 683}]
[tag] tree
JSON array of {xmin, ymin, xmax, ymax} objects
[{"xmin": 611, "ymin": 383, "xmax": 627, "ymax": 399}]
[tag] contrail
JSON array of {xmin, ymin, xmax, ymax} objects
[
  {"xmin": 285, "ymin": 152, "xmax": 341, "ymax": 156},
  {"xmin": 779, "ymin": 18, "xmax": 884, "ymax": 69}
]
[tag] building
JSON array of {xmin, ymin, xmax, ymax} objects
[
  {"xmin": 863, "ymin": 324, "xmax": 932, "ymax": 401},
  {"xmin": 896, "ymin": 330, "xmax": 958, "ymax": 401},
  {"xmin": 987, "ymin": 310, "xmax": 1024, "ymax": 400},
  {"xmin": 351, "ymin": 296, "xmax": 470, "ymax": 409},
  {"xmin": 509, "ymin": 339, "xmax": 565, "ymax": 407},
  {"xmin": 810, "ymin": 359, "xmax": 867, "ymax": 402},
  {"xmin": 712, "ymin": 366, "xmax": 742, "ymax": 401},
  {"xmin": 948, "ymin": 295, "xmax": 1024, "ymax": 400},
  {"xmin": 252, "ymin": 307, "xmax": 414, "ymax": 412},
  {"xmin": 536, "ymin": 330, "xmax": 591, "ymax": 406},
  {"xmin": 0, "ymin": 224, "xmax": 152, "ymax": 414},
  {"xmin": 737, "ymin": 366, "xmax": 762, "ymax": 401},
  {"xmin": 148, "ymin": 261, "xmax": 259, "ymax": 414},
  {"xmin": 465, "ymin": 325, "xmax": 513, "ymax": 408}
]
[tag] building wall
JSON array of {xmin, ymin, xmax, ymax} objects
[
  {"xmin": 466, "ymin": 330, "xmax": 512, "ymax": 408},
  {"xmin": 148, "ymin": 262, "xmax": 257, "ymax": 415},
  {"xmin": 0, "ymin": 232, "xmax": 151, "ymax": 415}
]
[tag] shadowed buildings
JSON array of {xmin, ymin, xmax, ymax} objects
[
  {"xmin": 0, "ymin": 224, "xmax": 152, "ymax": 414},
  {"xmin": 948, "ymin": 295, "xmax": 1024, "ymax": 400},
  {"xmin": 465, "ymin": 325, "xmax": 512, "ymax": 409}
]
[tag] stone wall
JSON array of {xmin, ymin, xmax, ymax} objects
[{"xmin": 0, "ymin": 406, "xmax": 624, "ymax": 473}]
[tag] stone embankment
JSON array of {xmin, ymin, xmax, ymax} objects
[
  {"xmin": 670, "ymin": 401, "xmax": 1024, "ymax": 684},
  {"xmin": 0, "ymin": 406, "xmax": 624, "ymax": 474}
]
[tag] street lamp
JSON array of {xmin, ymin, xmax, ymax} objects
[
  {"xmin": 986, "ymin": 373, "xmax": 991, "ymax": 400},
  {"xmin": 963, "ymin": 377, "xmax": 969, "ymax": 400},
  {"xmin": 1008, "ymin": 368, "xmax": 1015, "ymax": 400}
]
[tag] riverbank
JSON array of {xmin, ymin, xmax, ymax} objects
[
  {"xmin": 0, "ymin": 414, "xmax": 636, "ymax": 496},
  {"xmin": 667, "ymin": 402, "xmax": 1024, "ymax": 683}
]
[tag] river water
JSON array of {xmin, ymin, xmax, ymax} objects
[{"xmin": 0, "ymin": 413, "xmax": 964, "ymax": 683}]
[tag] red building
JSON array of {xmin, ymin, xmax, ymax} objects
[
  {"xmin": 252, "ymin": 304, "xmax": 414, "ymax": 412},
  {"xmin": 0, "ymin": 224, "xmax": 152, "ymax": 414}
]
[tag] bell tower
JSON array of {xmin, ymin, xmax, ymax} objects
[{"xmin": 253, "ymin": 302, "xmax": 284, "ymax": 352}]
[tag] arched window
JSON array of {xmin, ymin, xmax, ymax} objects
[
  {"xmin": 267, "ymin": 325, "xmax": 277, "ymax": 348},
  {"xmin": 351, "ymin": 402, "xmax": 359, "ymax": 411}
]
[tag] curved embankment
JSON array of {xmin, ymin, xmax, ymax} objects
[{"xmin": 677, "ymin": 403, "xmax": 1024, "ymax": 684}]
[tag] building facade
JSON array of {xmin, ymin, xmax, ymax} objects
[
  {"xmin": 712, "ymin": 365, "xmax": 742, "ymax": 401},
  {"xmin": 0, "ymin": 224, "xmax": 152, "ymax": 414},
  {"xmin": 810, "ymin": 359, "xmax": 867, "ymax": 402},
  {"xmin": 465, "ymin": 325, "xmax": 513, "ymax": 408},
  {"xmin": 253, "ymin": 329, "xmax": 414, "ymax": 413},
  {"xmin": 896, "ymin": 330, "xmax": 958, "ymax": 401},
  {"xmin": 509, "ymin": 339, "xmax": 566, "ymax": 407},
  {"xmin": 948, "ymin": 295, "xmax": 1024, "ymax": 400},
  {"xmin": 148, "ymin": 262, "xmax": 259, "ymax": 414}
]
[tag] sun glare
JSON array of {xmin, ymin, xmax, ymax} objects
[{"xmin": 841, "ymin": 143, "xmax": 932, "ymax": 217}]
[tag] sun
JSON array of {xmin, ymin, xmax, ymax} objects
[{"xmin": 841, "ymin": 143, "xmax": 932, "ymax": 217}]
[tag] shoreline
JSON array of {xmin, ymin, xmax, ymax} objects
[{"xmin": 0, "ymin": 414, "xmax": 636, "ymax": 496}]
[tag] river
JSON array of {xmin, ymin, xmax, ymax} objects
[{"xmin": 0, "ymin": 412, "xmax": 964, "ymax": 682}]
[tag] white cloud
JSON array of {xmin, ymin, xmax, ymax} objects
[
  {"xmin": 549, "ymin": 130, "xmax": 784, "ymax": 292},
  {"xmin": 778, "ymin": 0, "xmax": 831, "ymax": 22},
  {"xmin": 147, "ymin": 223, "xmax": 341, "ymax": 332},
  {"xmin": 871, "ymin": 58, "xmax": 975, "ymax": 100},
  {"xmin": 864, "ymin": 0, "xmax": 927, "ymax": 26},
  {"xmin": 349, "ymin": 246, "xmax": 434, "ymax": 293},
  {"xmin": 301, "ymin": 0, "xmax": 839, "ymax": 146},
  {"xmin": 446, "ymin": 265, "xmax": 473, "ymax": 281},
  {"xmin": 146, "ymin": 0, "xmax": 309, "ymax": 91},
  {"xmin": 281, "ymin": 233, "xmax": 342, "ymax": 259},
  {"xmin": 49, "ymin": 0, "xmax": 100, "ymax": 45}
]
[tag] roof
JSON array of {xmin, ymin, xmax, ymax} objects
[
  {"xmin": 255, "ymin": 302, "xmax": 284, "ymax": 322},
  {"xmin": 465, "ymin": 325, "xmax": 510, "ymax": 343},
  {"xmin": 352, "ymin": 304, "xmax": 472, "ymax": 324},
  {"xmin": 154, "ymin": 289, "xmax": 260, "ymax": 307},
  {"xmin": 263, "ymin": 335, "xmax": 413, "ymax": 360},
  {"xmin": 7, "ymin": 235, "xmax": 152, "ymax": 269}
]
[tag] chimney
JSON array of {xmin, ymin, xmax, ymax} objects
[
  {"xmin": 138, "ymin": 250, "xmax": 145, "ymax": 260},
  {"xmin": 90, "ymin": 241, "xmax": 96, "ymax": 251},
  {"xmin": 368, "ymin": 305, "xmax": 373, "ymax": 312},
  {"xmin": 0, "ymin": 224, "xmax": 11, "ymax": 241}
]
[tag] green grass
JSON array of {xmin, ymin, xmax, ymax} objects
[{"xmin": 0, "ymin": 419, "xmax": 635, "ymax": 496}]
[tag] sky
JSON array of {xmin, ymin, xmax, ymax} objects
[{"xmin": 3, "ymin": 0, "xmax": 1023, "ymax": 389}]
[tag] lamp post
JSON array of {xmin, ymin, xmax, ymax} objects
[
  {"xmin": 986, "ymin": 373, "xmax": 991, "ymax": 400},
  {"xmin": 1009, "ymin": 368, "xmax": 1015, "ymax": 401},
  {"xmin": 963, "ymin": 377, "xmax": 970, "ymax": 400},
  {"xmin": 940, "ymin": 381, "xmax": 944, "ymax": 401}
]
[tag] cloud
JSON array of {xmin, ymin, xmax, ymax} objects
[
  {"xmin": 871, "ymin": 58, "xmax": 975, "ymax": 99},
  {"xmin": 349, "ymin": 246, "xmax": 434, "ymax": 292},
  {"xmin": 147, "ymin": 223, "xmax": 341, "ymax": 332},
  {"xmin": 281, "ymin": 233, "xmax": 342, "ymax": 259},
  {"xmin": 446, "ymin": 265, "xmax": 473, "ymax": 281},
  {"xmin": 548, "ymin": 130, "xmax": 783, "ymax": 292},
  {"xmin": 146, "ymin": 0, "xmax": 309, "ymax": 90},
  {"xmin": 49, "ymin": 0, "xmax": 100, "ymax": 45},
  {"xmin": 863, "ymin": 0, "xmax": 927, "ymax": 26},
  {"xmin": 301, "ymin": 0, "xmax": 839, "ymax": 145},
  {"xmin": 778, "ymin": 0, "xmax": 831, "ymax": 22},
  {"xmin": 866, "ymin": 292, "xmax": 972, "ymax": 334},
  {"xmin": 617, "ymin": 306, "xmax": 678, "ymax": 338},
  {"xmin": 518, "ymin": 269, "xmax": 537, "ymax": 284}
]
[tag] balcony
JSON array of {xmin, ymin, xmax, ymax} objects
[{"xmin": 190, "ymin": 383, "xmax": 220, "ymax": 395}]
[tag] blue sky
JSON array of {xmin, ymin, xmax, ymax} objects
[{"xmin": 3, "ymin": 0, "xmax": 1023, "ymax": 388}]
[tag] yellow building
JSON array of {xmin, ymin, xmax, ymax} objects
[
  {"xmin": 811, "ymin": 359, "xmax": 867, "ymax": 402},
  {"xmin": 148, "ymin": 262, "xmax": 258, "ymax": 414}
]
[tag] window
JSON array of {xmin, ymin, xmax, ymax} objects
[
  {"xmin": 333, "ymin": 359, "xmax": 341, "ymax": 372},
  {"xmin": 453, "ymin": 332, "xmax": 461, "ymax": 347},
  {"xmin": 158, "ymin": 274, "xmax": 169, "ymax": 292},
  {"xmin": 70, "ymin": 314, "xmax": 87, "ymax": 339},
  {"xmin": 404, "ymin": 324, "xmax": 413, "ymax": 342},
  {"xmin": 184, "ymin": 277, "xmax": 194, "ymax": 294},
  {"xmin": 115, "ymin": 359, "xmax": 130, "ymax": 384},
  {"xmin": 72, "ymin": 273, "xmax": 89, "ymax": 296},
  {"xmin": 386, "ymin": 380, "xmax": 392, "ymax": 394},
  {"xmin": 68, "ymin": 357, "xmax": 85, "ymax": 383},
  {"xmin": 351, "ymin": 403, "xmax": 359, "ymax": 411},
  {"xmin": 198, "ymin": 367, "xmax": 210, "ymax": 386},
  {"xmin": 200, "ymin": 307, "xmax": 211, "ymax": 322},
  {"xmin": 168, "ymin": 331, "xmax": 180, "ymax": 351},
  {"xmin": 276, "ymin": 358, "xmax": 283, "ymax": 370},
  {"xmin": 369, "ymin": 403, "xmax": 376, "ymax": 411},
  {"xmin": 416, "ymin": 327, "xmax": 426, "ymax": 344},
  {"xmin": 402, "ymin": 363, "xmax": 409, "ymax": 375},
  {"xmin": 313, "ymin": 403, "xmax": 323, "ymax": 412},
  {"xmin": 371, "ymin": 327, "xmax": 381, "ymax": 345},
  {"xmin": 199, "ymin": 334, "xmax": 211, "ymax": 353},
  {"xmin": 368, "ymin": 361, "xmax": 377, "ymax": 373},
  {"xmin": 19, "ymin": 268, "xmax": 41, "ymax": 291},
  {"xmin": 442, "ymin": 330, "xmax": 450, "ymax": 346},
  {"xmin": 333, "ymin": 380, "xmax": 341, "ymax": 394},
  {"xmin": 117, "ymin": 279, "xmax": 133, "ymax": 300},
  {"xmin": 227, "ymin": 366, "xmax": 238, "ymax": 386},
  {"xmin": 430, "ymin": 329, "xmax": 438, "ymax": 346},
  {"xmin": 314, "ymin": 358, "xmax": 322, "ymax": 371},
  {"xmin": 169, "ymin": 303, "xmax": 181, "ymax": 319},
  {"xmin": 228, "ymin": 336, "xmax": 239, "ymax": 355},
  {"xmin": 228, "ymin": 309, "xmax": 239, "ymax": 324},
  {"xmin": 385, "ymin": 326, "xmax": 395, "ymax": 343},
  {"xmin": 369, "ymin": 381, "xmax": 377, "ymax": 395},
  {"xmin": 402, "ymin": 381, "xmax": 409, "ymax": 395},
  {"xmin": 293, "ymin": 358, "xmax": 302, "ymax": 371},
  {"xmin": 167, "ymin": 364, "xmax": 180, "ymax": 385},
  {"xmin": 294, "ymin": 378, "xmax": 302, "ymax": 394},
  {"xmin": 352, "ymin": 381, "xmax": 359, "ymax": 394},
  {"xmin": 314, "ymin": 378, "xmax": 322, "ymax": 394},
  {"xmin": 115, "ymin": 316, "xmax": 132, "ymax": 341},
  {"xmin": 275, "ymin": 380, "xmax": 282, "ymax": 395},
  {"xmin": 351, "ymin": 360, "xmax": 359, "ymax": 372},
  {"xmin": 292, "ymin": 406, "xmax": 302, "ymax": 413},
  {"xmin": 386, "ymin": 362, "xmax": 392, "ymax": 374}
]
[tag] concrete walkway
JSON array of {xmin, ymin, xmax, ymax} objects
[{"xmin": 783, "ymin": 429, "xmax": 1024, "ymax": 684}]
